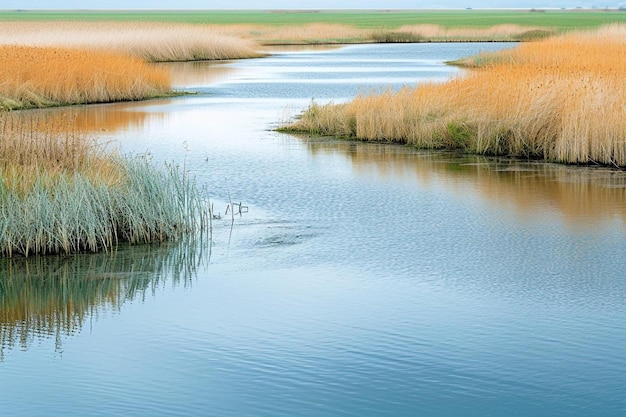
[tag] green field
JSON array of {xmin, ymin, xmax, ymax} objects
[{"xmin": 1, "ymin": 9, "xmax": 626, "ymax": 31}]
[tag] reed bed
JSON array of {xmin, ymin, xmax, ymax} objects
[
  {"xmin": 205, "ymin": 22, "xmax": 555, "ymax": 45},
  {"xmin": 0, "ymin": 21, "xmax": 263, "ymax": 61},
  {"xmin": 0, "ymin": 112, "xmax": 209, "ymax": 257},
  {"xmin": 0, "ymin": 45, "xmax": 171, "ymax": 110},
  {"xmin": 218, "ymin": 23, "xmax": 368, "ymax": 45},
  {"xmin": 0, "ymin": 21, "xmax": 555, "ymax": 52},
  {"xmin": 283, "ymin": 25, "xmax": 626, "ymax": 167},
  {"xmin": 390, "ymin": 24, "xmax": 556, "ymax": 42}
]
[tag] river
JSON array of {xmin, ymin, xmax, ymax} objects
[{"xmin": 1, "ymin": 43, "xmax": 625, "ymax": 416}]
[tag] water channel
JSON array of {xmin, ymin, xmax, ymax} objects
[{"xmin": 1, "ymin": 43, "xmax": 625, "ymax": 416}]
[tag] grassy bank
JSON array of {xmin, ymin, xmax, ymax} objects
[
  {"xmin": 0, "ymin": 112, "xmax": 209, "ymax": 257},
  {"xmin": 0, "ymin": 45, "xmax": 171, "ymax": 110},
  {"xmin": 282, "ymin": 25, "xmax": 626, "ymax": 167}
]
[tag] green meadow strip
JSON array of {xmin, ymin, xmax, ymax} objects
[{"xmin": 1, "ymin": 9, "xmax": 626, "ymax": 31}]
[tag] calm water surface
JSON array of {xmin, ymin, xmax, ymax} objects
[{"xmin": 1, "ymin": 43, "xmax": 625, "ymax": 416}]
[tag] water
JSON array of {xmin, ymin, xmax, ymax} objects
[{"xmin": 1, "ymin": 43, "xmax": 625, "ymax": 416}]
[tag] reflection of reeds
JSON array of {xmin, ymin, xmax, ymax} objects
[
  {"xmin": 284, "ymin": 25, "xmax": 626, "ymax": 167},
  {"xmin": 0, "ymin": 22, "xmax": 263, "ymax": 61},
  {"xmin": 158, "ymin": 61, "xmax": 237, "ymax": 88},
  {"xmin": 305, "ymin": 139, "xmax": 626, "ymax": 228},
  {"xmin": 37, "ymin": 104, "xmax": 160, "ymax": 134},
  {"xmin": 0, "ymin": 112, "xmax": 209, "ymax": 257},
  {"xmin": 0, "ymin": 239, "xmax": 206, "ymax": 359},
  {"xmin": 0, "ymin": 45, "xmax": 171, "ymax": 110}
]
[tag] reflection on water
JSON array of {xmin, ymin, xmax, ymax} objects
[
  {"xmin": 0, "ymin": 238, "xmax": 207, "ymax": 360},
  {"xmin": 158, "ymin": 60, "xmax": 239, "ymax": 88},
  {"xmin": 3, "ymin": 102, "xmax": 166, "ymax": 135},
  {"xmin": 262, "ymin": 45, "xmax": 343, "ymax": 53},
  {"xmin": 306, "ymin": 139, "xmax": 626, "ymax": 230}
]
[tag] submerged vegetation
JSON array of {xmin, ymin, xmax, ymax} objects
[
  {"xmin": 282, "ymin": 25, "xmax": 626, "ymax": 168},
  {"xmin": 0, "ymin": 112, "xmax": 209, "ymax": 257},
  {"xmin": 0, "ymin": 45, "xmax": 171, "ymax": 110}
]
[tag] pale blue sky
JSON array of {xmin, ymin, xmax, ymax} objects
[{"xmin": 1, "ymin": 1, "xmax": 622, "ymax": 9}]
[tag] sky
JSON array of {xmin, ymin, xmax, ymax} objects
[{"xmin": 1, "ymin": 1, "xmax": 623, "ymax": 10}]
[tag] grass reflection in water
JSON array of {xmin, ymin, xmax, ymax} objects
[
  {"xmin": 306, "ymin": 139, "xmax": 626, "ymax": 229},
  {"xmin": 0, "ymin": 238, "xmax": 207, "ymax": 359}
]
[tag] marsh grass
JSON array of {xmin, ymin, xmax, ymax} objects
[
  {"xmin": 283, "ymin": 25, "xmax": 626, "ymax": 167},
  {"xmin": 0, "ymin": 21, "xmax": 263, "ymax": 61},
  {"xmin": 371, "ymin": 31, "xmax": 425, "ymax": 43},
  {"xmin": 388, "ymin": 24, "xmax": 557, "ymax": 42},
  {"xmin": 0, "ymin": 112, "xmax": 209, "ymax": 257},
  {"xmin": 0, "ymin": 45, "xmax": 171, "ymax": 110},
  {"xmin": 215, "ymin": 23, "xmax": 556, "ymax": 45},
  {"xmin": 216, "ymin": 23, "xmax": 367, "ymax": 45},
  {"xmin": 0, "ymin": 20, "xmax": 557, "ymax": 51}
]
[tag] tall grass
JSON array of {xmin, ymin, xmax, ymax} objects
[
  {"xmin": 0, "ymin": 45, "xmax": 171, "ymax": 110},
  {"xmin": 223, "ymin": 23, "xmax": 368, "ymax": 44},
  {"xmin": 203, "ymin": 22, "xmax": 556, "ymax": 45},
  {"xmin": 391, "ymin": 24, "xmax": 556, "ymax": 42},
  {"xmin": 0, "ymin": 112, "xmax": 209, "ymax": 257},
  {"xmin": 0, "ymin": 22, "xmax": 263, "ymax": 61},
  {"xmin": 283, "ymin": 25, "xmax": 626, "ymax": 167},
  {"xmin": 0, "ymin": 20, "xmax": 556, "ymax": 51}
]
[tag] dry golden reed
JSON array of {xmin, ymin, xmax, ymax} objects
[
  {"xmin": 285, "ymin": 25, "xmax": 626, "ymax": 167},
  {"xmin": 211, "ymin": 23, "xmax": 554, "ymax": 45},
  {"xmin": 394, "ymin": 24, "xmax": 555, "ymax": 41},
  {"xmin": 0, "ymin": 112, "xmax": 121, "ymax": 193},
  {"xmin": 0, "ymin": 21, "xmax": 263, "ymax": 61},
  {"xmin": 0, "ymin": 45, "xmax": 171, "ymax": 110},
  {"xmin": 221, "ymin": 23, "xmax": 367, "ymax": 44}
]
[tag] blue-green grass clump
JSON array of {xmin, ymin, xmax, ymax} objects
[
  {"xmin": 0, "ymin": 113, "xmax": 208, "ymax": 257},
  {"xmin": 0, "ymin": 157, "xmax": 208, "ymax": 257}
]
